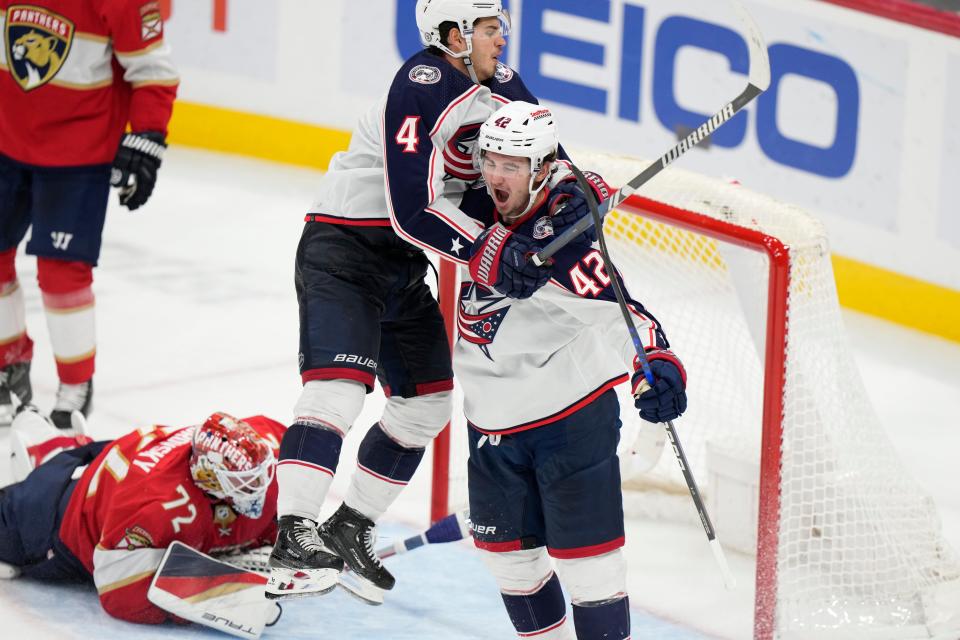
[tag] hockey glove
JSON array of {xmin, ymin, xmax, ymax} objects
[
  {"xmin": 111, "ymin": 131, "xmax": 167, "ymax": 211},
  {"xmin": 632, "ymin": 349, "xmax": 687, "ymax": 423},
  {"xmin": 469, "ymin": 223, "xmax": 553, "ymax": 299},
  {"xmin": 547, "ymin": 171, "xmax": 612, "ymax": 247}
]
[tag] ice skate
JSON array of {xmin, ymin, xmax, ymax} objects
[
  {"xmin": 265, "ymin": 515, "xmax": 344, "ymax": 600},
  {"xmin": 0, "ymin": 362, "xmax": 32, "ymax": 428},
  {"xmin": 321, "ymin": 503, "xmax": 395, "ymax": 606},
  {"xmin": 50, "ymin": 379, "xmax": 92, "ymax": 430}
]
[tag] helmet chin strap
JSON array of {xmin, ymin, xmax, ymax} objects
[
  {"xmin": 462, "ymin": 53, "xmax": 480, "ymax": 85},
  {"xmin": 435, "ymin": 25, "xmax": 481, "ymax": 84}
]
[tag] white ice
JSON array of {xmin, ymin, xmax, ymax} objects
[{"xmin": 0, "ymin": 147, "xmax": 957, "ymax": 639}]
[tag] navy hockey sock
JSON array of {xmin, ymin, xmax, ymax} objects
[
  {"xmin": 345, "ymin": 422, "xmax": 425, "ymax": 520},
  {"xmin": 572, "ymin": 595, "xmax": 630, "ymax": 640},
  {"xmin": 276, "ymin": 422, "xmax": 344, "ymax": 518},
  {"xmin": 501, "ymin": 572, "xmax": 568, "ymax": 637},
  {"xmin": 356, "ymin": 422, "xmax": 425, "ymax": 483}
]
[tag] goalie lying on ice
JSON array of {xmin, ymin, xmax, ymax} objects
[{"xmin": 0, "ymin": 407, "xmax": 283, "ymax": 625}]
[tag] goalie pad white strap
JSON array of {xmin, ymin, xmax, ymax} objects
[
  {"xmin": 555, "ymin": 549, "xmax": 628, "ymax": 604},
  {"xmin": 148, "ymin": 542, "xmax": 280, "ymax": 639}
]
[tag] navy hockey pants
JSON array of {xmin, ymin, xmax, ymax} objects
[
  {"xmin": 467, "ymin": 390, "xmax": 626, "ymax": 558},
  {"xmin": 0, "ymin": 440, "xmax": 107, "ymax": 580},
  {"xmin": 0, "ymin": 153, "xmax": 111, "ymax": 265},
  {"xmin": 295, "ymin": 220, "xmax": 453, "ymax": 397}
]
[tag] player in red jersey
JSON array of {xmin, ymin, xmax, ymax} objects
[
  {"xmin": 0, "ymin": 1, "xmax": 179, "ymax": 428},
  {"xmin": 0, "ymin": 409, "xmax": 282, "ymax": 624}
]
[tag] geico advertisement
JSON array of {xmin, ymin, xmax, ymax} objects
[
  {"xmin": 160, "ymin": 0, "xmax": 958, "ymax": 272},
  {"xmin": 378, "ymin": 0, "xmax": 914, "ymax": 234}
]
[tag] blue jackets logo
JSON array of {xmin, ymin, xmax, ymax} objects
[
  {"xmin": 5, "ymin": 5, "xmax": 74, "ymax": 91},
  {"xmin": 409, "ymin": 64, "xmax": 441, "ymax": 84},
  {"xmin": 458, "ymin": 283, "xmax": 511, "ymax": 361}
]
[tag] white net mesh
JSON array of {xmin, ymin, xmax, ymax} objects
[{"xmin": 439, "ymin": 151, "xmax": 960, "ymax": 639}]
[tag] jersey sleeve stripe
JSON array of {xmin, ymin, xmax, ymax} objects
[{"xmin": 425, "ymin": 207, "xmax": 477, "ymax": 239}]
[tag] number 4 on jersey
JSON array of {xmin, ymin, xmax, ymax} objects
[{"xmin": 395, "ymin": 116, "xmax": 421, "ymax": 153}]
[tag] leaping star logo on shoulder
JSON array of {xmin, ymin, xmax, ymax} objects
[{"xmin": 458, "ymin": 282, "xmax": 511, "ymax": 361}]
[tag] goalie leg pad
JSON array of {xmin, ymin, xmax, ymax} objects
[
  {"xmin": 345, "ymin": 422, "xmax": 426, "ymax": 521},
  {"xmin": 149, "ymin": 542, "xmax": 280, "ymax": 639}
]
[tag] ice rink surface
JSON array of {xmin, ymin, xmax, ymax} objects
[{"xmin": 0, "ymin": 147, "xmax": 957, "ymax": 639}]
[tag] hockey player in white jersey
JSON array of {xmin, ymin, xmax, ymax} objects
[
  {"xmin": 267, "ymin": 0, "xmax": 604, "ymax": 605},
  {"xmin": 458, "ymin": 102, "xmax": 689, "ymax": 640}
]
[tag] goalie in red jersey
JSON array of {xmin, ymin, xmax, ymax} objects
[{"xmin": 0, "ymin": 409, "xmax": 283, "ymax": 625}]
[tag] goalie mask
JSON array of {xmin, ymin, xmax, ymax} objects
[
  {"xmin": 477, "ymin": 100, "xmax": 560, "ymax": 219},
  {"xmin": 415, "ymin": 0, "xmax": 510, "ymax": 82},
  {"xmin": 190, "ymin": 413, "xmax": 276, "ymax": 518}
]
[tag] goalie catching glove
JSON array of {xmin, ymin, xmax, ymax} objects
[
  {"xmin": 631, "ymin": 348, "xmax": 687, "ymax": 423},
  {"xmin": 111, "ymin": 131, "xmax": 167, "ymax": 211},
  {"xmin": 547, "ymin": 171, "xmax": 612, "ymax": 247},
  {"xmin": 469, "ymin": 223, "xmax": 553, "ymax": 299}
]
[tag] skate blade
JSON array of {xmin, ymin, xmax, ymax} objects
[
  {"xmin": 265, "ymin": 567, "xmax": 339, "ymax": 600},
  {"xmin": 337, "ymin": 571, "xmax": 385, "ymax": 606}
]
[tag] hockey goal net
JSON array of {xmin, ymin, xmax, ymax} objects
[{"xmin": 430, "ymin": 151, "xmax": 960, "ymax": 640}]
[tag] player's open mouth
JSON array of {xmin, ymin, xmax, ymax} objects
[{"xmin": 494, "ymin": 188, "xmax": 509, "ymax": 205}]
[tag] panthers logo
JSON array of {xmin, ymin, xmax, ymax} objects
[{"xmin": 4, "ymin": 5, "xmax": 75, "ymax": 91}]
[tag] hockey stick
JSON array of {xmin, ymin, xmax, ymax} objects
[
  {"xmin": 567, "ymin": 165, "xmax": 736, "ymax": 590},
  {"xmin": 376, "ymin": 508, "xmax": 471, "ymax": 560},
  {"xmin": 531, "ymin": 0, "xmax": 770, "ymax": 266}
]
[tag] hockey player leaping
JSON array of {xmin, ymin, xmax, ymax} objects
[
  {"xmin": 456, "ymin": 102, "xmax": 689, "ymax": 640},
  {"xmin": 267, "ymin": 0, "xmax": 604, "ymax": 605},
  {"xmin": 0, "ymin": 409, "xmax": 282, "ymax": 626}
]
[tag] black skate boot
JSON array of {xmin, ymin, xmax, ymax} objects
[
  {"xmin": 0, "ymin": 362, "xmax": 32, "ymax": 428},
  {"xmin": 265, "ymin": 515, "xmax": 345, "ymax": 600},
  {"xmin": 50, "ymin": 379, "xmax": 92, "ymax": 430},
  {"xmin": 320, "ymin": 503, "xmax": 395, "ymax": 605}
]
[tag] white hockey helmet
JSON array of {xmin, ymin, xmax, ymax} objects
[
  {"xmin": 477, "ymin": 100, "xmax": 560, "ymax": 212},
  {"xmin": 415, "ymin": 0, "xmax": 510, "ymax": 59}
]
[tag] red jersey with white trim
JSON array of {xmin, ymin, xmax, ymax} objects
[
  {"xmin": 453, "ymin": 193, "xmax": 673, "ymax": 433},
  {"xmin": 59, "ymin": 416, "xmax": 284, "ymax": 624},
  {"xmin": 0, "ymin": 0, "xmax": 179, "ymax": 166},
  {"xmin": 308, "ymin": 49, "xmax": 571, "ymax": 263}
]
